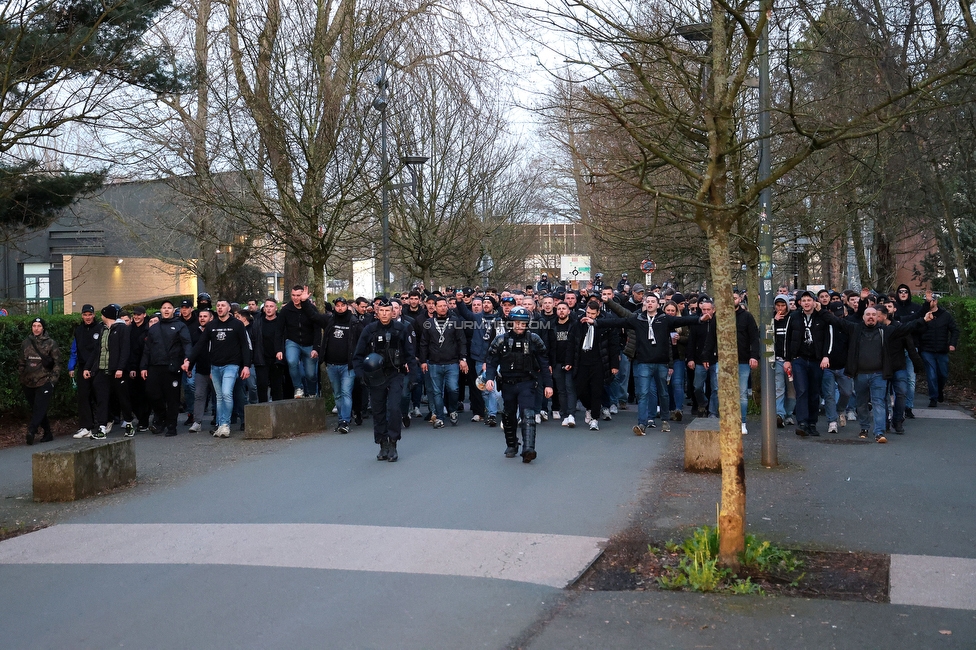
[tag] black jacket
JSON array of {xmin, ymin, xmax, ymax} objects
[
  {"xmin": 251, "ymin": 314, "xmax": 285, "ymax": 367},
  {"xmin": 485, "ymin": 330, "xmax": 553, "ymax": 387},
  {"xmin": 72, "ymin": 320, "xmax": 101, "ymax": 370},
  {"xmin": 783, "ymin": 310, "xmax": 831, "ymax": 362},
  {"xmin": 823, "ymin": 311, "xmax": 926, "ymax": 379},
  {"xmin": 568, "ymin": 316, "xmax": 619, "ymax": 382},
  {"xmin": 86, "ymin": 321, "xmax": 130, "ymax": 374},
  {"xmin": 918, "ymin": 307, "xmax": 959, "ymax": 354},
  {"xmin": 418, "ymin": 315, "xmax": 468, "ymax": 365},
  {"xmin": 735, "ymin": 307, "xmax": 762, "ymax": 364},
  {"xmin": 353, "ymin": 319, "xmax": 419, "ymax": 383},
  {"xmin": 686, "ymin": 318, "xmax": 718, "ymax": 365},
  {"xmin": 141, "ymin": 317, "xmax": 192, "ymax": 370},
  {"xmin": 598, "ymin": 310, "xmax": 700, "ymax": 364},
  {"xmin": 280, "ymin": 299, "xmax": 327, "ymax": 347}
]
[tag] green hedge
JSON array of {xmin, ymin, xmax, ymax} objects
[
  {"xmin": 931, "ymin": 296, "xmax": 976, "ymax": 388},
  {"xmin": 0, "ymin": 314, "xmax": 82, "ymax": 419}
]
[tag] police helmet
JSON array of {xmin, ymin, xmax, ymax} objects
[
  {"xmin": 475, "ymin": 371, "xmax": 488, "ymax": 391},
  {"xmin": 363, "ymin": 352, "xmax": 387, "ymax": 385},
  {"xmin": 509, "ymin": 307, "xmax": 531, "ymax": 322}
]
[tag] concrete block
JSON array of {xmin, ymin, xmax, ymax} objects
[
  {"xmin": 244, "ymin": 398, "xmax": 330, "ymax": 439},
  {"xmin": 32, "ymin": 439, "xmax": 136, "ymax": 502},
  {"xmin": 684, "ymin": 417, "xmax": 721, "ymax": 472}
]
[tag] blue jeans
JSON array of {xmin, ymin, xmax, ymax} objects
[
  {"xmin": 855, "ymin": 372, "xmax": 888, "ymax": 437},
  {"xmin": 920, "ymin": 351, "xmax": 949, "ymax": 402},
  {"xmin": 822, "ymin": 368, "xmax": 853, "ymax": 423},
  {"xmin": 634, "ymin": 363, "xmax": 669, "ymax": 424},
  {"xmin": 285, "ymin": 340, "xmax": 317, "ymax": 396},
  {"xmin": 693, "ymin": 363, "xmax": 718, "ymax": 417},
  {"xmin": 738, "ymin": 363, "xmax": 752, "ymax": 423},
  {"xmin": 326, "ymin": 364, "xmax": 356, "ymax": 423},
  {"xmin": 792, "ymin": 357, "xmax": 823, "ymax": 428},
  {"xmin": 552, "ymin": 365, "xmax": 576, "ymax": 418},
  {"xmin": 210, "ymin": 364, "xmax": 240, "ymax": 427},
  {"xmin": 890, "ymin": 369, "xmax": 909, "ymax": 424},
  {"xmin": 427, "ymin": 363, "xmax": 459, "ymax": 419},
  {"xmin": 612, "ymin": 354, "xmax": 632, "ymax": 404},
  {"xmin": 668, "ymin": 360, "xmax": 686, "ymax": 412},
  {"xmin": 774, "ymin": 360, "xmax": 796, "ymax": 418},
  {"xmin": 904, "ymin": 353, "xmax": 916, "ymax": 408}
]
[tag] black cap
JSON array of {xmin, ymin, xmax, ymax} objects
[
  {"xmin": 31, "ymin": 316, "xmax": 46, "ymax": 331},
  {"xmin": 151, "ymin": 311, "xmax": 163, "ymax": 320},
  {"xmin": 180, "ymin": 299, "xmax": 193, "ymax": 308},
  {"xmin": 462, "ymin": 287, "xmax": 474, "ymax": 296},
  {"xmin": 160, "ymin": 299, "xmax": 175, "ymax": 308},
  {"xmin": 797, "ymin": 290, "xmax": 816, "ymax": 300},
  {"xmin": 672, "ymin": 292, "xmax": 686, "ymax": 303},
  {"xmin": 81, "ymin": 304, "xmax": 95, "ymax": 313},
  {"xmin": 333, "ymin": 296, "xmax": 348, "ymax": 304},
  {"xmin": 101, "ymin": 304, "xmax": 122, "ymax": 320},
  {"xmin": 132, "ymin": 306, "xmax": 147, "ymax": 315}
]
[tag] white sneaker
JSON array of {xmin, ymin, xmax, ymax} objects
[
  {"xmin": 294, "ymin": 388, "xmax": 305, "ymax": 399},
  {"xmin": 846, "ymin": 410, "xmax": 857, "ymax": 422},
  {"xmin": 552, "ymin": 410, "xmax": 560, "ymax": 420},
  {"xmin": 601, "ymin": 407, "xmax": 612, "ymax": 421},
  {"xmin": 332, "ymin": 406, "xmax": 338, "ymax": 414},
  {"xmin": 838, "ymin": 413, "xmax": 847, "ymax": 428},
  {"xmin": 73, "ymin": 428, "xmax": 92, "ymax": 439},
  {"xmin": 563, "ymin": 415, "xmax": 576, "ymax": 428},
  {"xmin": 741, "ymin": 423, "xmax": 748, "ymax": 435},
  {"xmin": 828, "ymin": 421, "xmax": 838, "ymax": 433},
  {"xmin": 662, "ymin": 421, "xmax": 671, "ymax": 432},
  {"xmin": 609, "ymin": 404, "xmax": 618, "ymax": 414},
  {"xmin": 540, "ymin": 411, "xmax": 549, "ymax": 422},
  {"xmin": 584, "ymin": 410, "xmax": 593, "ymax": 424},
  {"xmin": 589, "ymin": 420, "xmax": 599, "ymax": 431},
  {"xmin": 535, "ymin": 413, "xmax": 542, "ymax": 424},
  {"xmin": 216, "ymin": 424, "xmax": 231, "ymax": 438},
  {"xmin": 411, "ymin": 407, "xmax": 422, "ymax": 418},
  {"xmin": 189, "ymin": 422, "xmax": 202, "ymax": 432},
  {"xmin": 103, "ymin": 421, "xmax": 113, "ymax": 433}
]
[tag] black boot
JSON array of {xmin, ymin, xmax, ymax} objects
[
  {"xmin": 521, "ymin": 410, "xmax": 537, "ymax": 463},
  {"xmin": 376, "ymin": 438, "xmax": 389, "ymax": 461},
  {"xmin": 503, "ymin": 415, "xmax": 519, "ymax": 458},
  {"xmin": 26, "ymin": 428, "xmax": 36, "ymax": 446},
  {"xmin": 387, "ymin": 438, "xmax": 398, "ymax": 462},
  {"xmin": 40, "ymin": 428, "xmax": 54, "ymax": 443}
]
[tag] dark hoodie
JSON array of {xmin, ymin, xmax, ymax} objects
[{"xmin": 893, "ymin": 284, "xmax": 922, "ymax": 322}]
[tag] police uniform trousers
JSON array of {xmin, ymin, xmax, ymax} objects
[
  {"xmin": 370, "ymin": 372, "xmax": 405, "ymax": 443},
  {"xmin": 501, "ymin": 379, "xmax": 536, "ymax": 429}
]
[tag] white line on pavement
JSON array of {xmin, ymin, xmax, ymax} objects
[{"xmin": 0, "ymin": 523, "xmax": 606, "ymax": 589}]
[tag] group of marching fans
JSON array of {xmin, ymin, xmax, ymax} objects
[{"xmin": 17, "ymin": 274, "xmax": 959, "ymax": 459}]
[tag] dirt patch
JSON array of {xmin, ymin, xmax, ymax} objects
[
  {"xmin": 0, "ymin": 416, "xmax": 79, "ymax": 451},
  {"xmin": 576, "ymin": 527, "xmax": 890, "ymax": 603}
]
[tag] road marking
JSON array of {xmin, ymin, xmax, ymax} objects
[
  {"xmin": 0, "ymin": 523, "xmax": 605, "ymax": 589},
  {"xmin": 912, "ymin": 409, "xmax": 973, "ymax": 420},
  {"xmin": 890, "ymin": 554, "xmax": 976, "ymax": 610}
]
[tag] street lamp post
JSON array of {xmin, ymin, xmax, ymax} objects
[
  {"xmin": 758, "ymin": 14, "xmax": 777, "ymax": 467},
  {"xmin": 373, "ymin": 57, "xmax": 428, "ymax": 297},
  {"xmin": 681, "ymin": 17, "xmax": 776, "ymax": 465}
]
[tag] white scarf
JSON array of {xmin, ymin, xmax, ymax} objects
[{"xmin": 582, "ymin": 324, "xmax": 595, "ymax": 351}]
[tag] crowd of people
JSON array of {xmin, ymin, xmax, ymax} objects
[{"xmin": 17, "ymin": 274, "xmax": 960, "ymax": 458}]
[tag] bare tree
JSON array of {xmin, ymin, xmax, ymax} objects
[{"xmin": 522, "ymin": 0, "xmax": 976, "ymax": 566}]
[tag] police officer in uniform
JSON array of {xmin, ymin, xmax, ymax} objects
[
  {"xmin": 353, "ymin": 299, "xmax": 419, "ymax": 462},
  {"xmin": 484, "ymin": 307, "xmax": 553, "ymax": 463}
]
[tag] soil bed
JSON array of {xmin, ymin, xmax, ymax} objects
[{"xmin": 576, "ymin": 527, "xmax": 890, "ymax": 603}]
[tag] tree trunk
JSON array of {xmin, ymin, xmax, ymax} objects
[{"xmin": 705, "ymin": 222, "xmax": 746, "ymax": 570}]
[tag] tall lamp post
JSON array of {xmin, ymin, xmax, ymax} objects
[
  {"xmin": 757, "ymin": 13, "xmax": 777, "ymax": 467},
  {"xmin": 680, "ymin": 16, "xmax": 776, "ymax": 465},
  {"xmin": 372, "ymin": 56, "xmax": 427, "ymax": 296}
]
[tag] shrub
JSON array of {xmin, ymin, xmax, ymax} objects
[
  {"xmin": 0, "ymin": 314, "xmax": 83, "ymax": 419},
  {"xmin": 931, "ymin": 296, "xmax": 976, "ymax": 389}
]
